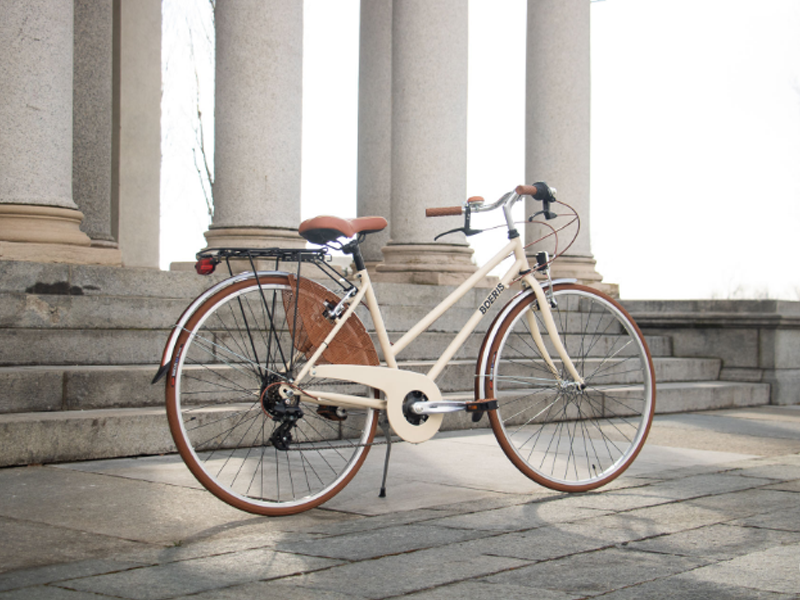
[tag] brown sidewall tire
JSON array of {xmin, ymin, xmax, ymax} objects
[
  {"xmin": 165, "ymin": 275, "xmax": 378, "ymax": 516},
  {"xmin": 485, "ymin": 283, "xmax": 655, "ymax": 492}
]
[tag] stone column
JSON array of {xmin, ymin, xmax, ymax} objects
[
  {"xmin": 356, "ymin": 0, "xmax": 392, "ymax": 271},
  {"xmin": 525, "ymin": 0, "xmax": 606, "ymax": 288},
  {"xmin": 0, "ymin": 0, "xmax": 99, "ymax": 263},
  {"xmin": 73, "ymin": 0, "xmax": 120, "ymax": 264},
  {"xmin": 112, "ymin": 0, "xmax": 161, "ymax": 268},
  {"xmin": 375, "ymin": 0, "xmax": 476, "ymax": 286},
  {"xmin": 207, "ymin": 0, "xmax": 304, "ymax": 249}
]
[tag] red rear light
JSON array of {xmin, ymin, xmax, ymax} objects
[{"xmin": 195, "ymin": 258, "xmax": 217, "ymax": 275}]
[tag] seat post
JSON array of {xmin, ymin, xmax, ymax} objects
[{"xmin": 343, "ymin": 239, "xmax": 367, "ymax": 272}]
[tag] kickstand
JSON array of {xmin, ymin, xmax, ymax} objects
[{"xmin": 378, "ymin": 412, "xmax": 392, "ymax": 498}]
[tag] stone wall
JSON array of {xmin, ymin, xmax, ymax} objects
[{"xmin": 627, "ymin": 299, "xmax": 800, "ymax": 405}]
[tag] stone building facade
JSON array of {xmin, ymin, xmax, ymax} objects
[
  {"xmin": 0, "ymin": 0, "xmax": 604, "ymax": 286},
  {"xmin": 0, "ymin": 1, "xmax": 795, "ymax": 469},
  {"xmin": 0, "ymin": 0, "xmax": 161, "ymax": 268}
]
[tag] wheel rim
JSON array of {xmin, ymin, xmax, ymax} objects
[
  {"xmin": 485, "ymin": 285, "xmax": 655, "ymax": 490},
  {"xmin": 166, "ymin": 278, "xmax": 377, "ymax": 514}
]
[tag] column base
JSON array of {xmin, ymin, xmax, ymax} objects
[
  {"xmin": 0, "ymin": 204, "xmax": 122, "ymax": 266},
  {"xmin": 531, "ymin": 254, "xmax": 619, "ymax": 297},
  {"xmin": 374, "ymin": 243, "xmax": 495, "ymax": 287},
  {"xmin": 203, "ymin": 226, "xmax": 305, "ymax": 249}
]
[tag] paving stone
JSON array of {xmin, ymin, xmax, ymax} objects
[
  {"xmin": 481, "ymin": 547, "xmax": 707, "ymax": 597},
  {"xmin": 0, "ymin": 467, "xmax": 275, "ymax": 546},
  {"xmin": 0, "ymin": 407, "xmax": 797, "ymax": 600},
  {"xmin": 763, "ymin": 480, "xmax": 800, "ymax": 493},
  {"xmin": 170, "ymin": 580, "xmax": 366, "ymax": 600},
  {"xmin": 589, "ymin": 574, "xmax": 795, "ymax": 599},
  {"xmin": 61, "ymin": 549, "xmax": 341, "ymax": 600},
  {"xmin": 286, "ymin": 547, "xmax": 530, "ymax": 600},
  {"xmin": 300, "ymin": 508, "xmax": 459, "ymax": 537},
  {"xmin": 727, "ymin": 463, "xmax": 800, "ymax": 481},
  {"xmin": 557, "ymin": 502, "xmax": 732, "ymax": 546},
  {"xmin": 277, "ymin": 524, "xmax": 494, "ymax": 561},
  {"xmin": 627, "ymin": 443, "xmax": 757, "ymax": 480},
  {"xmin": 688, "ymin": 489, "xmax": 799, "ymax": 520},
  {"xmin": 0, "ymin": 587, "xmax": 111, "ymax": 599},
  {"xmin": 645, "ymin": 414, "xmax": 800, "ymax": 457},
  {"xmin": 630, "ymin": 462, "xmax": 744, "ymax": 482},
  {"xmin": 0, "ymin": 560, "xmax": 144, "ymax": 594},
  {"xmin": 426, "ymin": 499, "xmax": 611, "ymax": 532},
  {"xmin": 415, "ymin": 491, "xmax": 556, "ymax": 516},
  {"xmin": 441, "ymin": 523, "xmax": 619, "ymax": 563},
  {"xmin": 730, "ymin": 502, "xmax": 800, "ymax": 533},
  {"xmin": 0, "ymin": 517, "xmax": 149, "ymax": 576},
  {"xmin": 400, "ymin": 580, "xmax": 579, "ymax": 600},
  {"xmin": 626, "ymin": 523, "xmax": 799, "ymax": 561},
  {"xmin": 116, "ymin": 527, "xmax": 323, "ymax": 567},
  {"xmin": 685, "ymin": 542, "xmax": 800, "ymax": 595},
  {"xmin": 624, "ymin": 472, "xmax": 775, "ymax": 502}
]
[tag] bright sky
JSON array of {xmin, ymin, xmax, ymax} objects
[{"xmin": 161, "ymin": 0, "xmax": 800, "ymax": 300}]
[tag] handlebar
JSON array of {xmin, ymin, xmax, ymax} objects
[
  {"xmin": 425, "ymin": 206, "xmax": 463, "ymax": 217},
  {"xmin": 424, "ymin": 182, "xmax": 556, "ymax": 219}
]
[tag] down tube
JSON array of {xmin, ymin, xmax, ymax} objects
[{"xmin": 426, "ymin": 253, "xmax": 529, "ymax": 382}]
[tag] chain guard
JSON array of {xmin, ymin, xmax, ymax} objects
[{"xmin": 310, "ymin": 364, "xmax": 443, "ymax": 443}]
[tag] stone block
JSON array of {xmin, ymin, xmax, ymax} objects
[
  {"xmin": 64, "ymin": 366, "xmax": 163, "ymax": 409},
  {"xmin": 483, "ymin": 547, "xmax": 706, "ymax": 597},
  {"xmin": 763, "ymin": 369, "xmax": 800, "ymax": 405},
  {"xmin": 0, "ymin": 293, "xmax": 187, "ymax": 330},
  {"xmin": 0, "ymin": 407, "xmax": 174, "ymax": 466},
  {"xmin": 655, "ymin": 382, "xmax": 770, "ymax": 413},
  {"xmin": 0, "ymin": 329, "xmax": 167, "ymax": 366},
  {"xmin": 65, "ymin": 548, "xmax": 341, "ymax": 600},
  {"xmin": 659, "ymin": 327, "xmax": 759, "ymax": 369},
  {"xmin": 0, "ymin": 368, "xmax": 63, "ymax": 413}
]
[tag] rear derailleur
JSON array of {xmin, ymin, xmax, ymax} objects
[{"xmin": 261, "ymin": 377, "xmax": 304, "ymax": 451}]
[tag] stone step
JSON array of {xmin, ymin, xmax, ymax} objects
[
  {"xmin": 0, "ymin": 379, "xmax": 771, "ymax": 468},
  {"xmin": 0, "ymin": 356, "xmax": 721, "ymax": 414},
  {"xmin": 1, "ymin": 267, "xmax": 672, "ymax": 366},
  {"xmin": 654, "ymin": 381, "xmax": 771, "ymax": 413},
  {"xmin": 402, "ymin": 356, "xmax": 720, "ymax": 393},
  {"xmin": 378, "ymin": 331, "xmax": 672, "ymax": 361},
  {"xmin": 0, "ymin": 319, "xmax": 674, "ymax": 367}
]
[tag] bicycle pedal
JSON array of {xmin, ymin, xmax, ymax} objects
[{"xmin": 465, "ymin": 399, "xmax": 497, "ymax": 422}]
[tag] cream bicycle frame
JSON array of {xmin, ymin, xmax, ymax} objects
[{"xmin": 290, "ymin": 231, "xmax": 585, "ymax": 414}]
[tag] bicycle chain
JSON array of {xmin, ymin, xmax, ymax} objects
[{"xmin": 267, "ymin": 379, "xmax": 403, "ymax": 452}]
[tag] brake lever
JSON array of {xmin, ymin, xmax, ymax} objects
[
  {"xmin": 434, "ymin": 226, "xmax": 483, "ymax": 241},
  {"xmin": 434, "ymin": 204, "xmax": 483, "ymax": 241},
  {"xmin": 529, "ymin": 204, "xmax": 558, "ymax": 221}
]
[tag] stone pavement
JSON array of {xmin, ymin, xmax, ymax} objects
[{"xmin": 1, "ymin": 406, "xmax": 799, "ymax": 599}]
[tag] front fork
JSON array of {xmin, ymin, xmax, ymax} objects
[{"xmin": 518, "ymin": 254, "xmax": 585, "ymax": 389}]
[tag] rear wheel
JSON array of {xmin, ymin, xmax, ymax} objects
[
  {"xmin": 478, "ymin": 284, "xmax": 655, "ymax": 491},
  {"xmin": 165, "ymin": 274, "xmax": 379, "ymax": 515}
]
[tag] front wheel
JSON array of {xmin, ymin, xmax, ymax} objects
[
  {"xmin": 477, "ymin": 284, "xmax": 655, "ymax": 491},
  {"xmin": 165, "ymin": 274, "xmax": 379, "ymax": 515}
]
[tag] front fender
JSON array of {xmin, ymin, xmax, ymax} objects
[{"xmin": 474, "ymin": 277, "xmax": 576, "ymax": 400}]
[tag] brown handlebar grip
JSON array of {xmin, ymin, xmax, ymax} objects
[
  {"xmin": 425, "ymin": 206, "xmax": 463, "ymax": 217},
  {"xmin": 515, "ymin": 184, "xmax": 541, "ymax": 197}
]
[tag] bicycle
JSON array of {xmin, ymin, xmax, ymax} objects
[{"xmin": 153, "ymin": 183, "xmax": 656, "ymax": 516}]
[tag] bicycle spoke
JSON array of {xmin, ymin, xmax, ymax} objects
[
  {"xmin": 166, "ymin": 275, "xmax": 378, "ymax": 515},
  {"xmin": 484, "ymin": 285, "xmax": 655, "ymax": 491}
]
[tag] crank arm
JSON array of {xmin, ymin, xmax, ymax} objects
[{"xmin": 411, "ymin": 399, "xmax": 499, "ymax": 415}]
